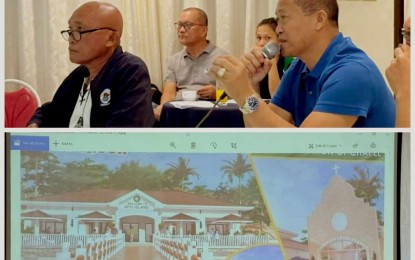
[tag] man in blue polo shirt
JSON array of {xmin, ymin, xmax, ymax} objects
[{"xmin": 208, "ymin": 0, "xmax": 395, "ymax": 127}]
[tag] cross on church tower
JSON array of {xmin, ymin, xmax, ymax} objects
[{"xmin": 332, "ymin": 164, "xmax": 340, "ymax": 175}]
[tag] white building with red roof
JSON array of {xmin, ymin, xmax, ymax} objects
[{"xmin": 22, "ymin": 188, "xmax": 253, "ymax": 243}]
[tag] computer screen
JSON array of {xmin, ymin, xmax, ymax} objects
[{"xmin": 6, "ymin": 131, "xmax": 398, "ymax": 260}]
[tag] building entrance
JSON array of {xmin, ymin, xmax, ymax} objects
[{"xmin": 120, "ymin": 216, "xmax": 154, "ymax": 243}]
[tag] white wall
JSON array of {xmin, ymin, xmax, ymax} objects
[{"xmin": 338, "ymin": 0, "xmax": 394, "ymax": 81}]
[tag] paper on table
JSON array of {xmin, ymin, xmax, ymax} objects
[{"xmin": 170, "ymin": 101, "xmax": 215, "ymax": 109}]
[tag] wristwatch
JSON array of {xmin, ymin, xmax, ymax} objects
[{"xmin": 239, "ymin": 94, "xmax": 260, "ymax": 114}]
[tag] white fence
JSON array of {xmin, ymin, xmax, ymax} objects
[
  {"xmin": 21, "ymin": 233, "xmax": 124, "ymax": 249},
  {"xmin": 154, "ymin": 234, "xmax": 271, "ymax": 249},
  {"xmin": 153, "ymin": 234, "xmax": 274, "ymax": 260}
]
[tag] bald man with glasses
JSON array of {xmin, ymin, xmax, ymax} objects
[
  {"xmin": 27, "ymin": 1, "xmax": 155, "ymax": 128},
  {"xmin": 154, "ymin": 7, "xmax": 228, "ymax": 121}
]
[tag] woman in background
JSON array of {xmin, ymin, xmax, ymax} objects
[{"xmin": 254, "ymin": 18, "xmax": 294, "ymax": 99}]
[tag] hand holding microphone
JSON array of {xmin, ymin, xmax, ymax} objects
[
  {"xmin": 262, "ymin": 41, "xmax": 280, "ymax": 60},
  {"xmin": 208, "ymin": 41, "xmax": 280, "ymax": 101},
  {"xmin": 197, "ymin": 42, "xmax": 280, "ymax": 127},
  {"xmin": 244, "ymin": 41, "xmax": 280, "ymax": 84}
]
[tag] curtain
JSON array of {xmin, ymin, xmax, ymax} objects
[
  {"xmin": 404, "ymin": 0, "xmax": 410, "ymax": 18},
  {"xmin": 5, "ymin": 0, "xmax": 276, "ymax": 103}
]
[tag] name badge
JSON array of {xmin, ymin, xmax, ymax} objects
[{"xmin": 100, "ymin": 89, "xmax": 111, "ymax": 106}]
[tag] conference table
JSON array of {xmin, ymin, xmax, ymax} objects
[{"xmin": 159, "ymin": 100, "xmax": 245, "ymax": 128}]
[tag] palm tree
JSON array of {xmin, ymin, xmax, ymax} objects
[
  {"xmin": 347, "ymin": 166, "xmax": 384, "ymax": 206},
  {"xmin": 347, "ymin": 166, "xmax": 384, "ymax": 226},
  {"xmin": 220, "ymin": 154, "xmax": 252, "ymax": 205},
  {"xmin": 164, "ymin": 157, "xmax": 199, "ymax": 190}
]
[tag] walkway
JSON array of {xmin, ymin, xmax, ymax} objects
[{"xmin": 111, "ymin": 243, "xmax": 165, "ymax": 260}]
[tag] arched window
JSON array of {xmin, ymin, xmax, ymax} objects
[{"xmin": 320, "ymin": 238, "xmax": 368, "ymax": 260}]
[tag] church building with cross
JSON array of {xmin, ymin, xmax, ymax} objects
[{"xmin": 306, "ymin": 164, "xmax": 383, "ymax": 260}]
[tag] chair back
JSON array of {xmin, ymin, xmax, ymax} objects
[{"xmin": 5, "ymin": 79, "xmax": 41, "ymax": 127}]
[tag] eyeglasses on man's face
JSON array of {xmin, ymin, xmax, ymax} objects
[
  {"xmin": 60, "ymin": 28, "xmax": 116, "ymax": 41},
  {"xmin": 401, "ymin": 28, "xmax": 411, "ymax": 44},
  {"xmin": 174, "ymin": 22, "xmax": 204, "ymax": 31}
]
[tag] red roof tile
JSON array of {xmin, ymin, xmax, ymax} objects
[
  {"xmin": 145, "ymin": 190, "xmax": 235, "ymax": 206},
  {"xmin": 25, "ymin": 189, "xmax": 237, "ymax": 206},
  {"xmin": 164, "ymin": 213, "xmax": 199, "ymax": 221},
  {"xmin": 210, "ymin": 214, "xmax": 252, "ymax": 223},
  {"xmin": 26, "ymin": 189, "xmax": 130, "ymax": 203},
  {"xmin": 78, "ymin": 211, "xmax": 112, "ymax": 219},
  {"xmin": 21, "ymin": 210, "xmax": 63, "ymax": 221},
  {"xmin": 22, "ymin": 210, "xmax": 52, "ymax": 218}
]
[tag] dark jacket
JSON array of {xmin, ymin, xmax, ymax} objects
[{"xmin": 28, "ymin": 46, "xmax": 155, "ymax": 127}]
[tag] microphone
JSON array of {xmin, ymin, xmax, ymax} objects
[
  {"xmin": 262, "ymin": 41, "xmax": 280, "ymax": 59},
  {"xmin": 217, "ymin": 41, "xmax": 280, "ymax": 101}
]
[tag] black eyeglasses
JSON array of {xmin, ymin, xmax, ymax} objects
[
  {"xmin": 60, "ymin": 28, "xmax": 117, "ymax": 41},
  {"xmin": 174, "ymin": 22, "xmax": 204, "ymax": 31}
]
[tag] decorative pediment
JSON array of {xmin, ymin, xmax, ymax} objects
[{"xmin": 118, "ymin": 192, "xmax": 155, "ymax": 211}]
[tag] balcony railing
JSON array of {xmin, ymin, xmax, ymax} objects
[
  {"xmin": 21, "ymin": 233, "xmax": 124, "ymax": 249},
  {"xmin": 154, "ymin": 234, "xmax": 274, "ymax": 249}
]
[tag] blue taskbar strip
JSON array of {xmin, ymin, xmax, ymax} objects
[{"xmin": 10, "ymin": 136, "xmax": 49, "ymax": 151}]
